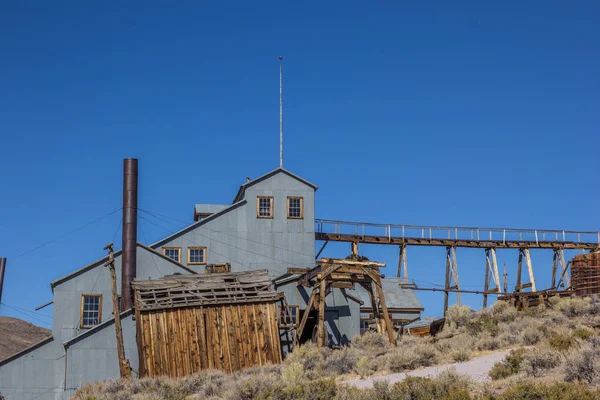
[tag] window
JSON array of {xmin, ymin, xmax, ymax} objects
[
  {"xmin": 80, "ymin": 294, "xmax": 102, "ymax": 328},
  {"xmin": 360, "ymin": 319, "xmax": 371, "ymax": 330},
  {"xmin": 163, "ymin": 247, "xmax": 181, "ymax": 262},
  {"xmin": 257, "ymin": 196, "xmax": 273, "ymax": 218},
  {"xmin": 279, "ymin": 305, "xmax": 299, "ymax": 325},
  {"xmin": 188, "ymin": 247, "xmax": 206, "ymax": 265},
  {"xmin": 287, "ymin": 197, "xmax": 303, "ymax": 219}
]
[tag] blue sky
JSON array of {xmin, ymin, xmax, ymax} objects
[{"xmin": 0, "ymin": 1, "xmax": 598, "ymax": 327}]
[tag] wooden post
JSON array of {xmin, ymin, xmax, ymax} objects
[
  {"xmin": 444, "ymin": 246, "xmax": 451, "ymax": 316},
  {"xmin": 451, "ymin": 247, "xmax": 461, "ymax": 306},
  {"xmin": 397, "ymin": 244, "xmax": 408, "ymax": 278},
  {"xmin": 551, "ymin": 249, "xmax": 558, "ymax": 289},
  {"xmin": 374, "ymin": 277, "xmax": 396, "ymax": 345},
  {"xmin": 559, "ymin": 248, "xmax": 570, "ymax": 288},
  {"xmin": 317, "ymin": 279, "xmax": 326, "ymax": 347},
  {"xmin": 351, "ymin": 242, "xmax": 358, "ymax": 257},
  {"xmin": 490, "ymin": 248, "xmax": 501, "ymax": 293},
  {"xmin": 515, "ymin": 249, "xmax": 523, "ymax": 292},
  {"xmin": 503, "ymin": 262, "xmax": 508, "ymax": 294},
  {"xmin": 105, "ymin": 243, "xmax": 132, "ymax": 378},
  {"xmin": 524, "ymin": 248, "xmax": 536, "ymax": 292},
  {"xmin": 483, "ymin": 249, "xmax": 490, "ymax": 308}
]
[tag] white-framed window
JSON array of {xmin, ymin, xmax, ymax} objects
[
  {"xmin": 80, "ymin": 294, "xmax": 102, "ymax": 328},
  {"xmin": 287, "ymin": 197, "xmax": 303, "ymax": 219},
  {"xmin": 257, "ymin": 196, "xmax": 273, "ymax": 218},
  {"xmin": 163, "ymin": 247, "xmax": 181, "ymax": 262},
  {"xmin": 188, "ymin": 247, "xmax": 206, "ymax": 265}
]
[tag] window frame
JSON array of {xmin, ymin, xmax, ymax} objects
[
  {"xmin": 256, "ymin": 196, "xmax": 274, "ymax": 219},
  {"xmin": 286, "ymin": 196, "xmax": 304, "ymax": 219},
  {"xmin": 188, "ymin": 247, "xmax": 207, "ymax": 265},
  {"xmin": 162, "ymin": 247, "xmax": 182, "ymax": 263},
  {"xmin": 80, "ymin": 294, "xmax": 102, "ymax": 329}
]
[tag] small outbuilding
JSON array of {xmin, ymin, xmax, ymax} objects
[{"xmin": 132, "ymin": 270, "xmax": 284, "ymax": 377}]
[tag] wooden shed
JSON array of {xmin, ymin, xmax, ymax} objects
[{"xmin": 132, "ymin": 270, "xmax": 283, "ymax": 377}]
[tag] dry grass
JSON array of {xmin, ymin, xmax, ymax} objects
[{"xmin": 73, "ymin": 296, "xmax": 600, "ymax": 400}]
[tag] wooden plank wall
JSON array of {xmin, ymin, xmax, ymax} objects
[{"xmin": 137, "ymin": 302, "xmax": 282, "ymax": 377}]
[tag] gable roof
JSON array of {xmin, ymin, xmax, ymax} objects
[
  {"xmin": 50, "ymin": 242, "xmax": 197, "ymax": 290},
  {"xmin": 233, "ymin": 167, "xmax": 318, "ymax": 203}
]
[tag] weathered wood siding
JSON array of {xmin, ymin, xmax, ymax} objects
[{"xmin": 137, "ymin": 303, "xmax": 282, "ymax": 377}]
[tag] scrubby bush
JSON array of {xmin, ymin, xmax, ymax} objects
[
  {"xmin": 475, "ymin": 332, "xmax": 500, "ymax": 351},
  {"xmin": 351, "ymin": 331, "xmax": 391, "ymax": 357},
  {"xmin": 490, "ymin": 301, "xmax": 518, "ymax": 323},
  {"xmin": 446, "ymin": 305, "xmax": 473, "ymax": 328},
  {"xmin": 563, "ymin": 344, "xmax": 600, "ymax": 384},
  {"xmin": 466, "ymin": 309, "xmax": 499, "ymax": 337},
  {"xmin": 354, "ymin": 356, "xmax": 371, "ymax": 379},
  {"xmin": 554, "ymin": 297, "xmax": 590, "ymax": 317},
  {"xmin": 572, "ymin": 324, "xmax": 595, "ymax": 341},
  {"xmin": 547, "ymin": 328, "xmax": 576, "ymax": 352},
  {"xmin": 324, "ymin": 347, "xmax": 360, "ymax": 375},
  {"xmin": 522, "ymin": 346, "xmax": 561, "ymax": 377},
  {"xmin": 488, "ymin": 348, "xmax": 526, "ymax": 380},
  {"xmin": 284, "ymin": 342, "xmax": 328, "ymax": 373},
  {"xmin": 281, "ymin": 362, "xmax": 304, "ymax": 386},
  {"xmin": 497, "ymin": 381, "xmax": 599, "ymax": 400},
  {"xmin": 387, "ymin": 343, "xmax": 440, "ymax": 372},
  {"xmin": 519, "ymin": 325, "xmax": 543, "ymax": 345},
  {"xmin": 391, "ymin": 369, "xmax": 472, "ymax": 400}
]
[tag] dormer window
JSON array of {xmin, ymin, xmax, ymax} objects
[
  {"xmin": 163, "ymin": 247, "xmax": 181, "ymax": 262},
  {"xmin": 287, "ymin": 197, "xmax": 303, "ymax": 219},
  {"xmin": 257, "ymin": 196, "xmax": 273, "ymax": 218}
]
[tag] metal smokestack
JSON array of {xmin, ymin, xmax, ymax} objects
[
  {"xmin": 0, "ymin": 258, "xmax": 6, "ymax": 304},
  {"xmin": 121, "ymin": 159, "xmax": 138, "ymax": 310}
]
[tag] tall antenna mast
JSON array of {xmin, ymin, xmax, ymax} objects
[{"xmin": 279, "ymin": 56, "xmax": 283, "ymax": 168}]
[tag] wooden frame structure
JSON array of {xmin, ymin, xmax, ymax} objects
[
  {"xmin": 291, "ymin": 257, "xmax": 397, "ymax": 347},
  {"xmin": 132, "ymin": 270, "xmax": 284, "ymax": 376}
]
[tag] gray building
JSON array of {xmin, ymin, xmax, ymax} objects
[{"xmin": 0, "ymin": 167, "xmax": 422, "ymax": 400}]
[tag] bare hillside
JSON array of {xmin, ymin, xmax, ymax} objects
[{"xmin": 0, "ymin": 316, "xmax": 51, "ymax": 361}]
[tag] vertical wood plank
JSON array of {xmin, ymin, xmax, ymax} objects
[
  {"xmin": 318, "ymin": 279, "xmax": 326, "ymax": 347},
  {"xmin": 253, "ymin": 304, "xmax": 265, "ymax": 367},
  {"xmin": 167, "ymin": 310, "xmax": 178, "ymax": 377}
]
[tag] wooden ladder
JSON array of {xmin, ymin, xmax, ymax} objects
[{"xmin": 279, "ymin": 297, "xmax": 298, "ymax": 354}]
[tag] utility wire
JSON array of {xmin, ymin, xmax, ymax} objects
[
  {"xmin": 12, "ymin": 208, "xmax": 122, "ymax": 260},
  {"xmin": 0, "ymin": 302, "xmax": 52, "ymax": 327}
]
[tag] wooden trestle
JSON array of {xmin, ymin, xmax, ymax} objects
[
  {"xmin": 291, "ymin": 256, "xmax": 397, "ymax": 347},
  {"xmin": 315, "ymin": 220, "xmax": 599, "ymax": 315}
]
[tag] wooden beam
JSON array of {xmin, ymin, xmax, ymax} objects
[
  {"xmin": 315, "ymin": 240, "xmax": 329, "ymax": 260},
  {"xmin": 516, "ymin": 249, "xmax": 523, "ymax": 293},
  {"xmin": 318, "ymin": 258, "xmax": 386, "ymax": 267},
  {"xmin": 374, "ymin": 275, "xmax": 396, "ymax": 345},
  {"xmin": 524, "ymin": 248, "xmax": 536, "ymax": 292},
  {"xmin": 483, "ymin": 249, "xmax": 490, "ymax": 309},
  {"xmin": 104, "ymin": 243, "xmax": 131, "ymax": 378},
  {"xmin": 444, "ymin": 247, "xmax": 451, "ymax": 316},
  {"xmin": 287, "ymin": 267, "xmax": 310, "ymax": 275},
  {"xmin": 331, "ymin": 282, "xmax": 354, "ymax": 289},
  {"xmin": 297, "ymin": 289, "xmax": 317, "ymax": 338},
  {"xmin": 318, "ymin": 279, "xmax": 326, "ymax": 347}
]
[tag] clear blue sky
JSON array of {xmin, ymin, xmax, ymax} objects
[{"xmin": 1, "ymin": 1, "xmax": 598, "ymax": 327}]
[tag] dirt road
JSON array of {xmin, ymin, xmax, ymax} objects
[{"xmin": 348, "ymin": 350, "xmax": 511, "ymax": 388}]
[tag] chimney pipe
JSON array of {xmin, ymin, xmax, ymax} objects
[
  {"xmin": 0, "ymin": 258, "xmax": 6, "ymax": 304},
  {"xmin": 121, "ymin": 159, "xmax": 138, "ymax": 310}
]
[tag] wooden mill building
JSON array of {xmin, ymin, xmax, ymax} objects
[{"xmin": 0, "ymin": 163, "xmax": 422, "ymax": 400}]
